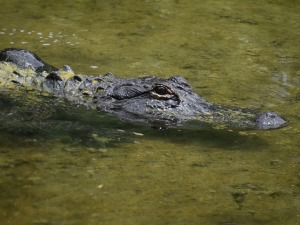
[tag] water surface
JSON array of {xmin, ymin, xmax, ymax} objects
[{"xmin": 0, "ymin": 0, "xmax": 299, "ymax": 225}]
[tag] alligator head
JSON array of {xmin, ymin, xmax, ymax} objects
[{"xmin": 93, "ymin": 74, "xmax": 287, "ymax": 130}]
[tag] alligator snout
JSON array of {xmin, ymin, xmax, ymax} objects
[{"xmin": 255, "ymin": 111, "xmax": 287, "ymax": 130}]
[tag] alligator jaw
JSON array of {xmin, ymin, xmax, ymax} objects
[{"xmin": 179, "ymin": 105, "xmax": 287, "ymax": 130}]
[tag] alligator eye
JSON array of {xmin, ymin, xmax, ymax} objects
[
  {"xmin": 153, "ymin": 85, "xmax": 169, "ymax": 95},
  {"xmin": 150, "ymin": 85, "xmax": 175, "ymax": 99}
]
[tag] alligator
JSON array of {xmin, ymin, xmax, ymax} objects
[{"xmin": 0, "ymin": 48, "xmax": 287, "ymax": 130}]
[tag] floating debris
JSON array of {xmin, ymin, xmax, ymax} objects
[
  {"xmin": 132, "ymin": 132, "xmax": 144, "ymax": 136},
  {"xmin": 97, "ymin": 184, "xmax": 104, "ymax": 189},
  {"xmin": 0, "ymin": 28, "xmax": 80, "ymax": 48},
  {"xmin": 116, "ymin": 129, "xmax": 126, "ymax": 133}
]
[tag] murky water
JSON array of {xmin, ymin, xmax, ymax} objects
[{"xmin": 0, "ymin": 0, "xmax": 299, "ymax": 224}]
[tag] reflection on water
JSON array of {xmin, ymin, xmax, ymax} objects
[{"xmin": 0, "ymin": 0, "xmax": 299, "ymax": 225}]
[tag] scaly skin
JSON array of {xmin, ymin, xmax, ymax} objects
[{"xmin": 0, "ymin": 48, "xmax": 287, "ymax": 130}]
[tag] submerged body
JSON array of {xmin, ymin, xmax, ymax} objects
[{"xmin": 0, "ymin": 48, "xmax": 287, "ymax": 130}]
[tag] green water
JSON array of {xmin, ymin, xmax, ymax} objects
[{"xmin": 0, "ymin": 0, "xmax": 299, "ymax": 225}]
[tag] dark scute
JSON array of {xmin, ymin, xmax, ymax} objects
[
  {"xmin": 73, "ymin": 75, "xmax": 82, "ymax": 82},
  {"xmin": 0, "ymin": 48, "xmax": 58, "ymax": 73},
  {"xmin": 46, "ymin": 72, "xmax": 63, "ymax": 81},
  {"xmin": 12, "ymin": 70, "xmax": 22, "ymax": 77}
]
